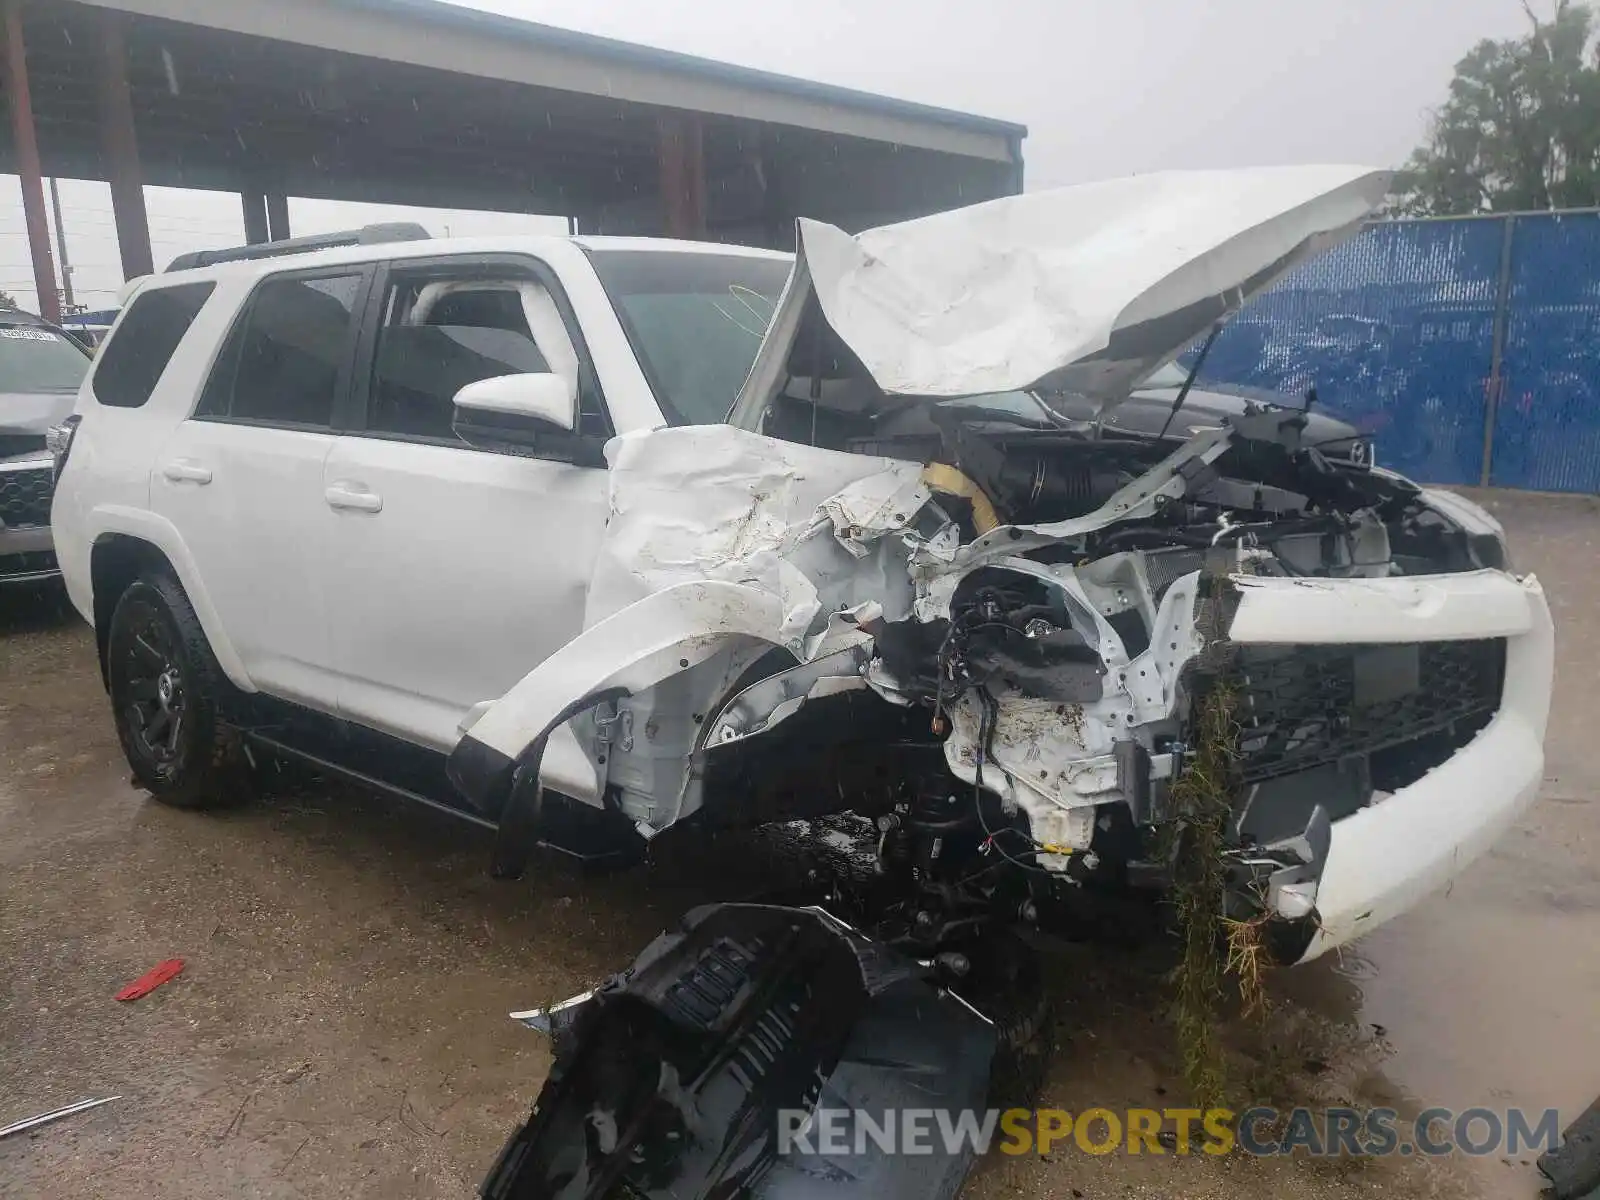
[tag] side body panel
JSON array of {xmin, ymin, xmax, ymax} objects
[
  {"xmin": 150, "ymin": 422, "xmax": 339, "ymax": 708},
  {"xmin": 324, "ymin": 436, "xmax": 610, "ymax": 749},
  {"xmin": 52, "ymin": 273, "xmax": 260, "ymax": 687},
  {"xmin": 324, "ymin": 248, "xmax": 645, "ymax": 752}
]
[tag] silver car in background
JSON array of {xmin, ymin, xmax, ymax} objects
[{"xmin": 1, "ymin": 309, "xmax": 92, "ymax": 586}]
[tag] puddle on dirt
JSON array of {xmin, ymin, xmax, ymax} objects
[{"xmin": 1276, "ymin": 819, "xmax": 1600, "ymax": 1200}]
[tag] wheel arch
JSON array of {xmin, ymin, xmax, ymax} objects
[
  {"xmin": 448, "ymin": 580, "xmax": 792, "ymax": 824},
  {"xmin": 87, "ymin": 512, "xmax": 253, "ymax": 693}
]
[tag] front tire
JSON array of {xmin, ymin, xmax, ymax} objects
[{"xmin": 106, "ymin": 574, "xmax": 241, "ymax": 809}]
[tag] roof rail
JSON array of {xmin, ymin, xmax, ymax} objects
[{"xmin": 166, "ymin": 222, "xmax": 431, "ymax": 272}]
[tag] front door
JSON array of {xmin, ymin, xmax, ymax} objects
[{"xmin": 325, "ymin": 258, "xmax": 613, "ymax": 751}]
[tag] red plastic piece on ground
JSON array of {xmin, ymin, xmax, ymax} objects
[{"xmin": 115, "ymin": 958, "xmax": 185, "ymax": 1001}]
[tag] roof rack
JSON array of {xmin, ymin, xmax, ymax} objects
[{"xmin": 166, "ymin": 222, "xmax": 431, "ymax": 272}]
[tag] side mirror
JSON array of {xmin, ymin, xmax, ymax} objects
[
  {"xmin": 453, "ymin": 372, "xmax": 575, "ymax": 438},
  {"xmin": 451, "ymin": 372, "xmax": 605, "ymax": 466}
]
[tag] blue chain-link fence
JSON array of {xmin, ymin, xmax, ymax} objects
[{"xmin": 1190, "ymin": 210, "xmax": 1600, "ymax": 492}]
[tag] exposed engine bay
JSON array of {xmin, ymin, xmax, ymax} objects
[
  {"xmin": 687, "ymin": 406, "xmax": 1509, "ymax": 961},
  {"xmin": 449, "ymin": 164, "xmax": 1527, "ymax": 975},
  {"xmin": 453, "ymin": 405, "xmax": 1514, "ymax": 971}
]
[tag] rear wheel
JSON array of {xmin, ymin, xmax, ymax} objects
[{"xmin": 106, "ymin": 574, "xmax": 242, "ymax": 809}]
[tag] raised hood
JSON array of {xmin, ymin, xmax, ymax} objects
[{"xmin": 734, "ymin": 165, "xmax": 1390, "ymax": 415}]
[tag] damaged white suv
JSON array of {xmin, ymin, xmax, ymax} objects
[{"xmin": 52, "ymin": 167, "xmax": 1551, "ymax": 970}]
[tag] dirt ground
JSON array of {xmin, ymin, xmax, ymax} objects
[{"xmin": 1, "ymin": 488, "xmax": 1595, "ymax": 1199}]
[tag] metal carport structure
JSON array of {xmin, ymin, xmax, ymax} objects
[{"xmin": 1, "ymin": 0, "xmax": 1025, "ymax": 321}]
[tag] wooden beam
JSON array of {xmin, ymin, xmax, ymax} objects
[
  {"xmin": 241, "ymin": 190, "xmax": 268, "ymax": 244},
  {"xmin": 2, "ymin": 0, "xmax": 60, "ymax": 321},
  {"xmin": 265, "ymin": 192, "xmax": 290, "ymax": 240},
  {"xmin": 658, "ymin": 112, "xmax": 705, "ymax": 239},
  {"xmin": 97, "ymin": 9, "xmax": 153, "ymax": 279}
]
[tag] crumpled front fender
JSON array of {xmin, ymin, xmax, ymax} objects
[{"xmin": 448, "ymin": 579, "xmax": 791, "ymax": 823}]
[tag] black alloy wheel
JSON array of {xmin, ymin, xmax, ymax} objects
[{"xmin": 106, "ymin": 574, "xmax": 240, "ymax": 808}]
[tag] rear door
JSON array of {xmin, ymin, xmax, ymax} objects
[
  {"xmin": 152, "ymin": 266, "xmax": 371, "ymax": 710},
  {"xmin": 323, "ymin": 254, "xmax": 614, "ymax": 751}
]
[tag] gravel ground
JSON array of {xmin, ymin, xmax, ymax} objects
[{"xmin": 1, "ymin": 488, "xmax": 1594, "ymax": 1199}]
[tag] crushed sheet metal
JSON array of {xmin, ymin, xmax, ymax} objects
[
  {"xmin": 1226, "ymin": 568, "xmax": 1539, "ymax": 644},
  {"xmin": 794, "ymin": 165, "xmax": 1392, "ymax": 402},
  {"xmin": 0, "ymin": 1096, "xmax": 120, "ymax": 1140},
  {"xmin": 819, "ymin": 471, "xmax": 932, "ymax": 558},
  {"xmin": 706, "ymin": 645, "xmax": 872, "ymax": 746},
  {"xmin": 457, "ymin": 579, "xmax": 788, "ymax": 778},
  {"xmin": 588, "ymin": 426, "xmax": 930, "ymax": 655}
]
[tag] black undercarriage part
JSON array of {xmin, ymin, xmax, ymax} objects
[
  {"xmin": 482, "ymin": 904, "xmax": 999, "ymax": 1200},
  {"xmin": 1539, "ymin": 1096, "xmax": 1600, "ymax": 1200}
]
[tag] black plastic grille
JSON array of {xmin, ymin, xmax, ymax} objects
[
  {"xmin": 662, "ymin": 936, "xmax": 761, "ymax": 1031},
  {"xmin": 0, "ymin": 466, "xmax": 53, "ymax": 527},
  {"xmin": 1234, "ymin": 639, "xmax": 1506, "ymax": 783}
]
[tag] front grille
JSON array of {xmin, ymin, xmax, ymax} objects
[
  {"xmin": 0, "ymin": 466, "xmax": 53, "ymax": 527},
  {"xmin": 1234, "ymin": 639, "xmax": 1505, "ymax": 783}
]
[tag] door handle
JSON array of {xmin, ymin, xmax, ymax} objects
[
  {"xmin": 161, "ymin": 460, "xmax": 212, "ymax": 485},
  {"xmin": 325, "ymin": 482, "xmax": 382, "ymax": 513}
]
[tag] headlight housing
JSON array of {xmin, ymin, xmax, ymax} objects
[{"xmin": 45, "ymin": 413, "xmax": 80, "ymax": 483}]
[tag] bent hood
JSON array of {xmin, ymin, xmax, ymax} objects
[{"xmin": 785, "ymin": 165, "xmax": 1390, "ymax": 403}]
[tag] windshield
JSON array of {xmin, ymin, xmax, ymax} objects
[
  {"xmin": 0, "ymin": 322, "xmax": 91, "ymax": 392},
  {"xmin": 586, "ymin": 249, "xmax": 792, "ymax": 426}
]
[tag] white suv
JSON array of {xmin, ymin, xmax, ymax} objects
[
  {"xmin": 50, "ymin": 223, "xmax": 790, "ymax": 815},
  {"xmin": 52, "ymin": 168, "xmax": 1553, "ymax": 968}
]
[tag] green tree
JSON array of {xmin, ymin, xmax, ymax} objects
[
  {"xmin": 0, "ymin": 291, "xmax": 16, "ymax": 309},
  {"xmin": 1393, "ymin": 1, "xmax": 1600, "ymax": 214}
]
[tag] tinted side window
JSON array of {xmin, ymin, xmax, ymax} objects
[
  {"xmin": 224, "ymin": 274, "xmax": 362, "ymax": 427},
  {"xmin": 92, "ymin": 282, "xmax": 215, "ymax": 408},
  {"xmin": 367, "ymin": 279, "xmax": 563, "ymax": 442}
]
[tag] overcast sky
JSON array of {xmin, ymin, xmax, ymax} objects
[{"xmin": 0, "ymin": 0, "xmax": 1535, "ymax": 315}]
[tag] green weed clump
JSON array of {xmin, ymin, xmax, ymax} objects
[{"xmin": 1165, "ymin": 676, "xmax": 1239, "ymax": 1110}]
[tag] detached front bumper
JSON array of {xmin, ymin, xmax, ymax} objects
[{"xmin": 1227, "ymin": 569, "xmax": 1554, "ymax": 962}]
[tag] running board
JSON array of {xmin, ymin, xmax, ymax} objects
[
  {"xmin": 240, "ymin": 730, "xmax": 497, "ymax": 830},
  {"xmin": 238, "ymin": 728, "xmax": 645, "ymax": 867}
]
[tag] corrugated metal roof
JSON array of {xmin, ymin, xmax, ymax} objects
[{"xmin": 338, "ymin": 0, "xmax": 1027, "ymax": 138}]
